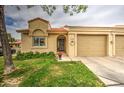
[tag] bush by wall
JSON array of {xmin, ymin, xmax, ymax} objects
[{"xmin": 16, "ymin": 51, "xmax": 55, "ymax": 60}]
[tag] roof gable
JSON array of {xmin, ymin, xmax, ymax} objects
[{"xmin": 28, "ymin": 17, "xmax": 49, "ymax": 23}]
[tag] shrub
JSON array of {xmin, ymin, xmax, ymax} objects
[
  {"xmin": 16, "ymin": 51, "xmax": 55, "ymax": 60},
  {"xmin": 34, "ymin": 52, "xmax": 41, "ymax": 58},
  {"xmin": 47, "ymin": 51, "xmax": 55, "ymax": 57},
  {"xmin": 16, "ymin": 51, "xmax": 24, "ymax": 60},
  {"xmin": 40, "ymin": 52, "xmax": 47, "ymax": 57}
]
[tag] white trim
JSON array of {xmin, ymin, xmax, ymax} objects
[
  {"xmin": 74, "ymin": 34, "xmax": 77, "ymax": 56},
  {"xmin": 31, "ymin": 36, "xmax": 48, "ymax": 49}
]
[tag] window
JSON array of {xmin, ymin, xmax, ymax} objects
[{"xmin": 33, "ymin": 37, "xmax": 46, "ymax": 46}]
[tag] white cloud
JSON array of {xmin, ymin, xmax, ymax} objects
[
  {"xmin": 6, "ymin": 25, "xmax": 21, "ymax": 39},
  {"xmin": 4, "ymin": 5, "xmax": 124, "ymax": 39}
]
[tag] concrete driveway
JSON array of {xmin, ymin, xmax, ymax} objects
[{"xmin": 79, "ymin": 57, "xmax": 124, "ymax": 87}]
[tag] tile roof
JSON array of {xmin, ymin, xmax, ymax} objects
[
  {"xmin": 13, "ymin": 40, "xmax": 21, "ymax": 44},
  {"xmin": 50, "ymin": 28, "xmax": 68, "ymax": 32}
]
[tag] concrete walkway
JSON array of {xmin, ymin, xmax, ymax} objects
[
  {"xmin": 58, "ymin": 56, "xmax": 124, "ymax": 87},
  {"xmin": 57, "ymin": 56, "xmax": 81, "ymax": 62},
  {"xmin": 80, "ymin": 57, "xmax": 124, "ymax": 87}
]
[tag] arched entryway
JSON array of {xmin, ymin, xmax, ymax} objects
[{"xmin": 57, "ymin": 35, "xmax": 66, "ymax": 52}]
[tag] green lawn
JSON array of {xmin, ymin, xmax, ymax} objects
[{"xmin": 0, "ymin": 56, "xmax": 105, "ymax": 87}]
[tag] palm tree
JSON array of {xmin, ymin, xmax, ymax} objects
[
  {"xmin": 0, "ymin": 6, "xmax": 15, "ymax": 74},
  {"xmin": 0, "ymin": 5, "xmax": 87, "ymax": 74}
]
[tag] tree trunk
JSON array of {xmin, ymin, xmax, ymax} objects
[{"xmin": 0, "ymin": 5, "xmax": 15, "ymax": 74}]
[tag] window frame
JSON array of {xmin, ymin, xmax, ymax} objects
[{"xmin": 32, "ymin": 36, "xmax": 47, "ymax": 48}]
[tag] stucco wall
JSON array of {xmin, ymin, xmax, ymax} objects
[
  {"xmin": 29, "ymin": 20, "xmax": 48, "ymax": 32},
  {"xmin": 66, "ymin": 26, "xmax": 124, "ymax": 57},
  {"xmin": 21, "ymin": 33, "xmax": 59, "ymax": 53},
  {"xmin": 67, "ymin": 34, "xmax": 76, "ymax": 57},
  {"xmin": 19, "ymin": 19, "xmax": 124, "ymax": 57},
  {"xmin": 20, "ymin": 19, "xmax": 69, "ymax": 54},
  {"xmin": 21, "ymin": 33, "xmax": 32, "ymax": 52}
]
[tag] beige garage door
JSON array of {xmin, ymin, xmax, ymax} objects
[
  {"xmin": 77, "ymin": 35, "xmax": 107, "ymax": 56},
  {"xmin": 115, "ymin": 35, "xmax": 124, "ymax": 56}
]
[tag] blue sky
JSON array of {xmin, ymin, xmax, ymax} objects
[{"xmin": 4, "ymin": 5, "xmax": 124, "ymax": 39}]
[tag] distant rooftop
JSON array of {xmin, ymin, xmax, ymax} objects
[
  {"xmin": 115, "ymin": 25, "xmax": 124, "ymax": 27},
  {"xmin": 64, "ymin": 25, "xmax": 124, "ymax": 28},
  {"xmin": 49, "ymin": 28, "xmax": 68, "ymax": 32}
]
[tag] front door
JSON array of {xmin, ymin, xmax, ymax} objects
[
  {"xmin": 57, "ymin": 35, "xmax": 66, "ymax": 52},
  {"xmin": 58, "ymin": 38, "xmax": 65, "ymax": 51}
]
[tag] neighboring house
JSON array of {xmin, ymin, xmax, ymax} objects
[
  {"xmin": 11, "ymin": 39, "xmax": 21, "ymax": 48},
  {"xmin": 0, "ymin": 33, "xmax": 16, "ymax": 48},
  {"xmin": 17, "ymin": 17, "xmax": 124, "ymax": 57}
]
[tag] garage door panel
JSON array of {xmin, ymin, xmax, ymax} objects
[
  {"xmin": 77, "ymin": 35, "xmax": 107, "ymax": 56},
  {"xmin": 115, "ymin": 35, "xmax": 124, "ymax": 56}
]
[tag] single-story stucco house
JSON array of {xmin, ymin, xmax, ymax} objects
[{"xmin": 17, "ymin": 17, "xmax": 124, "ymax": 57}]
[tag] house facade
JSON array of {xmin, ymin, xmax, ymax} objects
[{"xmin": 17, "ymin": 18, "xmax": 124, "ymax": 57}]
